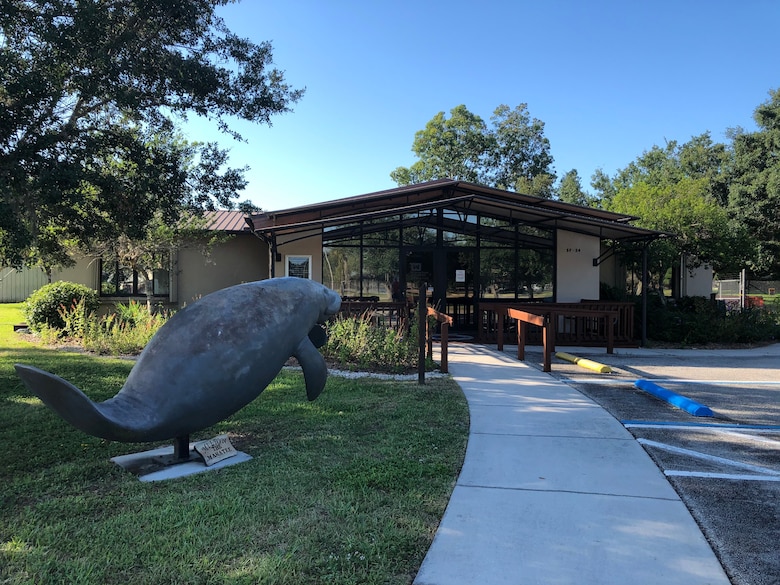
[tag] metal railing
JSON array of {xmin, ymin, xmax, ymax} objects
[{"xmin": 477, "ymin": 301, "xmax": 635, "ymax": 347}]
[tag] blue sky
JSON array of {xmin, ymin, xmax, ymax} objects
[{"xmin": 184, "ymin": 0, "xmax": 780, "ymax": 211}]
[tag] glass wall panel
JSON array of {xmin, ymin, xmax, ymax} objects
[
  {"xmin": 402, "ymin": 212, "xmax": 437, "ymax": 245},
  {"xmin": 321, "ymin": 206, "xmax": 556, "ymax": 303},
  {"xmin": 362, "ymin": 247, "xmax": 399, "ymax": 300},
  {"xmin": 478, "ymin": 248, "xmax": 555, "ymax": 301},
  {"xmin": 100, "ymin": 253, "xmax": 169, "ymax": 297},
  {"xmin": 442, "ymin": 231, "xmax": 476, "ymax": 246},
  {"xmin": 323, "ymin": 246, "xmax": 361, "ymax": 297},
  {"xmin": 479, "ymin": 216, "xmax": 515, "ymax": 248},
  {"xmin": 362, "ymin": 216, "xmax": 401, "ymax": 247},
  {"xmin": 153, "ymin": 268, "xmax": 170, "ymax": 295},
  {"xmin": 517, "ymin": 249, "xmax": 554, "ymax": 300},
  {"xmin": 443, "ymin": 209, "xmax": 477, "ymax": 224},
  {"xmin": 323, "ymin": 222, "xmax": 361, "ymax": 246},
  {"xmin": 479, "ymin": 248, "xmax": 516, "ymax": 299},
  {"xmin": 442, "ymin": 210, "xmax": 477, "ymax": 246}
]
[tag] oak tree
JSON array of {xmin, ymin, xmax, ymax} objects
[
  {"xmin": 391, "ymin": 103, "xmax": 555, "ymax": 197},
  {"xmin": 0, "ymin": 0, "xmax": 303, "ymax": 269},
  {"xmin": 727, "ymin": 89, "xmax": 780, "ymax": 277}
]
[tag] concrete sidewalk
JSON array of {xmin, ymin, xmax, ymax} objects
[{"xmin": 414, "ymin": 343, "xmax": 731, "ymax": 585}]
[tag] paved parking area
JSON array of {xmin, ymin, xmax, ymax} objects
[{"xmin": 506, "ymin": 344, "xmax": 780, "ymax": 585}]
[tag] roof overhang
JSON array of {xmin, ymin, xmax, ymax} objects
[{"xmin": 247, "ymin": 179, "xmax": 666, "ymax": 244}]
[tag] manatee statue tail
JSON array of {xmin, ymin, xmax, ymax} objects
[{"xmin": 14, "ymin": 364, "xmax": 133, "ymax": 441}]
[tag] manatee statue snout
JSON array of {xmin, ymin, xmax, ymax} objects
[{"xmin": 15, "ymin": 277, "xmax": 342, "ymax": 442}]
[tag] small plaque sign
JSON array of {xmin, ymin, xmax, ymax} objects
[
  {"xmin": 455, "ymin": 269, "xmax": 466, "ymax": 283},
  {"xmin": 194, "ymin": 434, "xmax": 238, "ymax": 466}
]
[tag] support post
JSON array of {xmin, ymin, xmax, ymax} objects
[
  {"xmin": 440, "ymin": 321, "xmax": 449, "ymax": 374},
  {"xmin": 641, "ymin": 243, "xmax": 648, "ymax": 347},
  {"xmin": 418, "ymin": 284, "xmax": 426, "ymax": 385},
  {"xmin": 173, "ymin": 435, "xmax": 191, "ymax": 461},
  {"xmin": 516, "ymin": 319, "xmax": 526, "ymax": 360},
  {"xmin": 542, "ymin": 315, "xmax": 552, "ymax": 372},
  {"xmin": 152, "ymin": 434, "xmax": 193, "ymax": 466},
  {"xmin": 496, "ymin": 310, "xmax": 504, "ymax": 351}
]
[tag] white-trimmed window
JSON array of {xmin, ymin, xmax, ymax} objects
[{"xmin": 286, "ymin": 255, "xmax": 312, "ymax": 279}]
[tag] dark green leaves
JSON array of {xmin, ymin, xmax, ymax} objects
[{"xmin": 0, "ymin": 0, "xmax": 303, "ymax": 270}]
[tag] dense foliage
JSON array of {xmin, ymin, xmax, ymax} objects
[
  {"xmin": 391, "ymin": 103, "xmax": 556, "ymax": 197},
  {"xmin": 323, "ymin": 311, "xmax": 433, "ymax": 373},
  {"xmin": 0, "ymin": 0, "xmax": 302, "ymax": 272},
  {"xmin": 599, "ymin": 91, "xmax": 780, "ymax": 280},
  {"xmin": 25, "ymin": 296, "xmax": 169, "ymax": 354},
  {"xmin": 22, "ymin": 281, "xmax": 99, "ymax": 331},
  {"xmin": 643, "ymin": 295, "xmax": 779, "ymax": 346},
  {"xmin": 726, "ymin": 92, "xmax": 780, "ymax": 276}
]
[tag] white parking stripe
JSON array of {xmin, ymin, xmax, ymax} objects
[
  {"xmin": 637, "ymin": 438, "xmax": 780, "ymax": 476},
  {"xmin": 665, "ymin": 470, "xmax": 780, "ymax": 481},
  {"xmin": 664, "ymin": 469, "xmax": 780, "ymax": 481},
  {"xmin": 625, "ymin": 422, "xmax": 780, "ymax": 433},
  {"xmin": 720, "ymin": 430, "xmax": 780, "ymax": 445}
]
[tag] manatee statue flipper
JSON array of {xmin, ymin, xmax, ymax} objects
[
  {"xmin": 14, "ymin": 364, "xmax": 126, "ymax": 440},
  {"xmin": 293, "ymin": 337, "xmax": 328, "ymax": 401},
  {"xmin": 308, "ymin": 324, "xmax": 327, "ymax": 349}
]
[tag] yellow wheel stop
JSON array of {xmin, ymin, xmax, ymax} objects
[{"xmin": 555, "ymin": 351, "xmax": 612, "ymax": 373}]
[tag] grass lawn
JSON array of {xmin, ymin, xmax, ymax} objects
[{"xmin": 0, "ymin": 303, "xmax": 469, "ymax": 584}]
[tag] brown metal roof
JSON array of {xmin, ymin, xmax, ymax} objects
[
  {"xmin": 203, "ymin": 210, "xmax": 251, "ymax": 233},
  {"xmin": 247, "ymin": 179, "xmax": 665, "ymax": 243}
]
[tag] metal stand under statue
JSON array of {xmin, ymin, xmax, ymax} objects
[
  {"xmin": 14, "ymin": 278, "xmax": 342, "ymax": 482},
  {"xmin": 110, "ymin": 434, "xmax": 254, "ymax": 483}
]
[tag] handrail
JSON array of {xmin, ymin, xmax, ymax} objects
[
  {"xmin": 498, "ymin": 305, "xmax": 618, "ymax": 372},
  {"xmin": 478, "ymin": 301, "xmax": 632, "ymax": 348},
  {"xmin": 426, "ymin": 306, "xmax": 453, "ymax": 325},
  {"xmin": 426, "ymin": 306, "xmax": 453, "ymax": 373},
  {"xmin": 499, "ymin": 308, "xmax": 553, "ymax": 372}
]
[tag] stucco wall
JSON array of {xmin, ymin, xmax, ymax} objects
[
  {"xmin": 556, "ymin": 231, "xmax": 601, "ymax": 302},
  {"xmin": 53, "ymin": 256, "xmax": 100, "ymax": 290},
  {"xmin": 273, "ymin": 230, "xmax": 323, "ymax": 282},
  {"xmin": 175, "ymin": 233, "xmax": 268, "ymax": 306}
]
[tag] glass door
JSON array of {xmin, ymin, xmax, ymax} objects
[{"xmin": 444, "ymin": 248, "xmax": 477, "ymax": 331}]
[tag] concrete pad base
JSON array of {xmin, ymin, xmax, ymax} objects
[{"xmin": 110, "ymin": 444, "xmax": 252, "ymax": 482}]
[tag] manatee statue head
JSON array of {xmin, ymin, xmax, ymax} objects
[{"xmin": 15, "ymin": 278, "xmax": 343, "ymax": 442}]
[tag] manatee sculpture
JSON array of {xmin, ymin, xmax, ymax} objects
[{"xmin": 15, "ymin": 277, "xmax": 342, "ymax": 443}]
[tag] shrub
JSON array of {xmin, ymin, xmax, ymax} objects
[
  {"xmin": 323, "ymin": 311, "xmax": 429, "ymax": 373},
  {"xmin": 114, "ymin": 299, "xmax": 152, "ymax": 326},
  {"xmin": 41, "ymin": 299, "xmax": 171, "ymax": 354},
  {"xmin": 91, "ymin": 301, "xmax": 170, "ymax": 354},
  {"xmin": 22, "ymin": 281, "xmax": 99, "ymax": 332},
  {"xmin": 58, "ymin": 296, "xmax": 93, "ymax": 339},
  {"xmin": 643, "ymin": 294, "xmax": 779, "ymax": 345}
]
